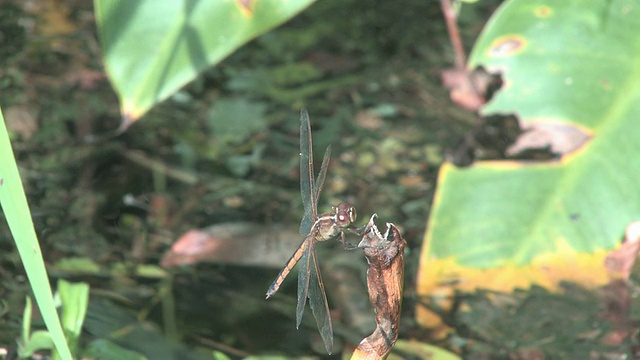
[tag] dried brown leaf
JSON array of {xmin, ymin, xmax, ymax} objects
[
  {"xmin": 506, "ymin": 122, "xmax": 591, "ymax": 158},
  {"xmin": 351, "ymin": 215, "xmax": 406, "ymax": 360},
  {"xmin": 161, "ymin": 223, "xmax": 301, "ymax": 268}
]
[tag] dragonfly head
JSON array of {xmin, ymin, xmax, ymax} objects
[{"xmin": 333, "ymin": 203, "xmax": 357, "ymax": 228}]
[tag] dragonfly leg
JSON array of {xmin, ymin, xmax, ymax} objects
[
  {"xmin": 339, "ymin": 225, "xmax": 368, "ymax": 250},
  {"xmin": 340, "ymin": 231, "xmax": 360, "ymax": 251},
  {"xmin": 348, "ymin": 225, "xmax": 367, "ymax": 237}
]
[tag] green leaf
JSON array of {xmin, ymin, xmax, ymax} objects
[
  {"xmin": 57, "ymin": 280, "xmax": 90, "ymax": 357},
  {"xmin": 226, "ymin": 143, "xmax": 267, "ymax": 177},
  {"xmin": 0, "ymin": 107, "xmax": 72, "ymax": 358},
  {"xmin": 21, "ymin": 296, "xmax": 32, "ymax": 347},
  {"xmin": 20, "ymin": 330, "xmax": 54, "ymax": 357},
  {"xmin": 94, "ymin": 0, "xmax": 316, "ymax": 123},
  {"xmin": 135, "ymin": 264, "xmax": 168, "ymax": 279},
  {"xmin": 206, "ymin": 97, "xmax": 268, "ymax": 144},
  {"xmin": 417, "ymin": 0, "xmax": 640, "ymax": 328},
  {"xmin": 211, "ymin": 352, "xmax": 232, "ymax": 360},
  {"xmin": 54, "ymin": 257, "xmax": 102, "ymax": 274}
]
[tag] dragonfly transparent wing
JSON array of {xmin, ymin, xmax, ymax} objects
[
  {"xmin": 296, "ymin": 108, "xmax": 333, "ymax": 354},
  {"xmin": 296, "ymin": 238, "xmax": 312, "ymax": 328},
  {"xmin": 299, "ymin": 108, "xmax": 314, "ymax": 236},
  {"xmin": 307, "ymin": 247, "xmax": 334, "ymax": 354},
  {"xmin": 314, "ymin": 145, "xmax": 331, "ymax": 212}
]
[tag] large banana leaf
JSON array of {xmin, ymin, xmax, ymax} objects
[
  {"xmin": 94, "ymin": 0, "xmax": 315, "ymax": 126},
  {"xmin": 417, "ymin": 0, "xmax": 640, "ymax": 328}
]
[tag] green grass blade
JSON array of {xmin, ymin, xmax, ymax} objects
[{"xmin": 0, "ymin": 108, "xmax": 73, "ymax": 359}]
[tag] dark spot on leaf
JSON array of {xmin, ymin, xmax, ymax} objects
[
  {"xmin": 505, "ymin": 121, "xmax": 592, "ymax": 159},
  {"xmin": 449, "ymin": 114, "xmax": 521, "ymax": 166},
  {"xmin": 488, "ymin": 35, "xmax": 527, "ymax": 58},
  {"xmin": 533, "ymin": 6, "xmax": 553, "ymax": 18},
  {"xmin": 600, "ymin": 78, "xmax": 612, "ymax": 91}
]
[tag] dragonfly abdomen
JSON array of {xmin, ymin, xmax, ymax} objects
[{"xmin": 266, "ymin": 239, "xmax": 311, "ymax": 298}]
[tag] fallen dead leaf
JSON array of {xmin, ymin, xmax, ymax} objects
[
  {"xmin": 355, "ymin": 110, "xmax": 385, "ymax": 130},
  {"xmin": 5, "ymin": 106, "xmax": 38, "ymax": 139},
  {"xmin": 604, "ymin": 221, "xmax": 640, "ymax": 281},
  {"xmin": 161, "ymin": 222, "xmax": 302, "ymax": 268},
  {"xmin": 600, "ymin": 221, "xmax": 640, "ymax": 347}
]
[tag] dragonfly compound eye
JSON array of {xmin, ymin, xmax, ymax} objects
[{"xmin": 334, "ymin": 203, "xmax": 356, "ymax": 226}]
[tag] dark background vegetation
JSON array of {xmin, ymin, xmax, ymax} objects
[{"xmin": 0, "ymin": 0, "xmax": 535, "ymax": 358}]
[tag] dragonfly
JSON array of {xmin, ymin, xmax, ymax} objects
[{"xmin": 265, "ymin": 109, "xmax": 357, "ymax": 354}]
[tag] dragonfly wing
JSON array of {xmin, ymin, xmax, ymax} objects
[
  {"xmin": 308, "ymin": 247, "xmax": 334, "ymax": 354},
  {"xmin": 314, "ymin": 145, "xmax": 331, "ymax": 211},
  {"xmin": 299, "ymin": 108, "xmax": 314, "ymax": 235},
  {"xmin": 296, "ymin": 240, "xmax": 312, "ymax": 329}
]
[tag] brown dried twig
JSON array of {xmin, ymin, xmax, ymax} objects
[
  {"xmin": 440, "ymin": 0, "xmax": 499, "ymax": 111},
  {"xmin": 351, "ymin": 214, "xmax": 407, "ymax": 360},
  {"xmin": 440, "ymin": 0, "xmax": 466, "ymax": 70}
]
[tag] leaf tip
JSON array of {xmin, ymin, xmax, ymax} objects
[
  {"xmin": 118, "ymin": 103, "xmax": 144, "ymax": 132},
  {"xmin": 236, "ymin": 0, "xmax": 256, "ymax": 17}
]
